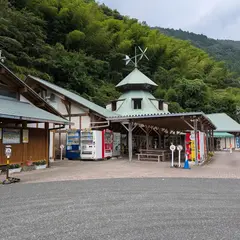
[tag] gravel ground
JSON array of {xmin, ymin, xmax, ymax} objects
[
  {"xmin": 0, "ymin": 178, "xmax": 240, "ymax": 240},
  {"xmin": 1, "ymin": 151, "xmax": 239, "ymax": 184}
]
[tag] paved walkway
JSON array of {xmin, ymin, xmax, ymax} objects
[{"xmin": 1, "ymin": 151, "xmax": 240, "ymax": 183}]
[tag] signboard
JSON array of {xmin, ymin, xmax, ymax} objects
[
  {"xmin": 170, "ymin": 144, "xmax": 176, "ymax": 167},
  {"xmin": 22, "ymin": 129, "xmax": 29, "ymax": 143},
  {"xmin": 2, "ymin": 128, "xmax": 21, "ymax": 144},
  {"xmin": 177, "ymin": 145, "xmax": 183, "ymax": 151},
  {"xmin": 5, "ymin": 146, "xmax": 12, "ymax": 159},
  {"xmin": 236, "ymin": 137, "xmax": 240, "ymax": 149},
  {"xmin": 170, "ymin": 144, "xmax": 176, "ymax": 151}
]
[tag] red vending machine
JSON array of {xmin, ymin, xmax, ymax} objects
[{"xmin": 102, "ymin": 129, "xmax": 113, "ymax": 159}]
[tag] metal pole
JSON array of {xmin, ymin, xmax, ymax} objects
[
  {"xmin": 128, "ymin": 121, "xmax": 133, "ymax": 162},
  {"xmin": 6, "ymin": 159, "xmax": 9, "ymax": 180},
  {"xmin": 178, "ymin": 150, "xmax": 181, "ymax": 167},
  {"xmin": 171, "ymin": 150, "xmax": 174, "ymax": 167},
  {"xmin": 60, "ymin": 148, "xmax": 63, "ymax": 161}
]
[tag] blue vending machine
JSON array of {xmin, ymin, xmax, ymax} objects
[
  {"xmin": 236, "ymin": 136, "xmax": 240, "ymax": 149},
  {"xmin": 66, "ymin": 129, "xmax": 81, "ymax": 160}
]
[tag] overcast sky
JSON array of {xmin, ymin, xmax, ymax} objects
[{"xmin": 98, "ymin": 0, "xmax": 240, "ymax": 40}]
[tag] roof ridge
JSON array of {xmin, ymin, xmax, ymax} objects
[{"xmin": 116, "ymin": 68, "xmax": 158, "ymax": 88}]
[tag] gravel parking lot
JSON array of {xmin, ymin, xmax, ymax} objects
[{"xmin": 1, "ymin": 151, "xmax": 239, "ymax": 184}]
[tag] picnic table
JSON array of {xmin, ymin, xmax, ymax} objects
[{"xmin": 137, "ymin": 149, "xmax": 171, "ymax": 162}]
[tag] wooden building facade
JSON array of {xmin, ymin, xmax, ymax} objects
[{"xmin": 0, "ymin": 63, "xmax": 69, "ymax": 166}]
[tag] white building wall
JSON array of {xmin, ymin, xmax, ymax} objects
[
  {"xmin": 71, "ymin": 116, "xmax": 80, "ymax": 129},
  {"xmin": 49, "ymin": 131, "xmax": 54, "ymax": 159},
  {"xmin": 81, "ymin": 115, "xmax": 91, "ymax": 129},
  {"xmin": 163, "ymin": 103, "xmax": 168, "ymax": 112},
  {"xmin": 150, "ymin": 99, "xmax": 159, "ymax": 109},
  {"xmin": 71, "ymin": 102, "xmax": 87, "ymax": 115},
  {"xmin": 106, "ymin": 103, "xmax": 111, "ymax": 111}
]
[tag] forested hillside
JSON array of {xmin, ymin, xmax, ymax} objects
[
  {"xmin": 155, "ymin": 27, "xmax": 240, "ymax": 76},
  {"xmin": 1, "ymin": 0, "xmax": 240, "ymax": 121}
]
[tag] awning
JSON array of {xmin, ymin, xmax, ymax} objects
[
  {"xmin": 0, "ymin": 98, "xmax": 70, "ymax": 125},
  {"xmin": 213, "ymin": 132, "xmax": 234, "ymax": 138},
  {"xmin": 107, "ymin": 112, "xmax": 216, "ymax": 131}
]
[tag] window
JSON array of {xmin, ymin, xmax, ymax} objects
[
  {"xmin": 133, "ymin": 98, "xmax": 142, "ymax": 109},
  {"xmin": 159, "ymin": 101, "xmax": 164, "ymax": 110},
  {"xmin": 112, "ymin": 101, "xmax": 117, "ymax": 111}
]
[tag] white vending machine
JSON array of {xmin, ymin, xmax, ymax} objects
[{"xmin": 81, "ymin": 130, "xmax": 102, "ymax": 160}]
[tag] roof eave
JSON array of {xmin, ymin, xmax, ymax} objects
[{"xmin": 0, "ymin": 114, "xmax": 71, "ymax": 125}]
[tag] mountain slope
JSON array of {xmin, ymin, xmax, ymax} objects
[{"xmin": 154, "ymin": 27, "xmax": 240, "ymax": 76}]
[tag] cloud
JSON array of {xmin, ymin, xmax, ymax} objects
[
  {"xmin": 98, "ymin": 0, "xmax": 240, "ymax": 40},
  {"xmin": 189, "ymin": 0, "xmax": 240, "ymax": 40}
]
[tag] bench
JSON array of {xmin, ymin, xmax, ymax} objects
[
  {"xmin": 137, "ymin": 153, "xmax": 164, "ymax": 162},
  {"xmin": 138, "ymin": 149, "xmax": 174, "ymax": 162}
]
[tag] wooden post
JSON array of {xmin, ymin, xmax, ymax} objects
[
  {"xmin": 146, "ymin": 132, "xmax": 149, "ymax": 150},
  {"xmin": 158, "ymin": 134, "xmax": 162, "ymax": 149},
  {"xmin": 205, "ymin": 128, "xmax": 209, "ymax": 156},
  {"xmin": 45, "ymin": 122, "xmax": 50, "ymax": 168},
  {"xmin": 208, "ymin": 129, "xmax": 211, "ymax": 152},
  {"xmin": 211, "ymin": 129, "xmax": 214, "ymax": 152},
  {"xmin": 128, "ymin": 121, "xmax": 133, "ymax": 162}
]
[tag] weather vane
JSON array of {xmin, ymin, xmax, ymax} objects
[
  {"xmin": 123, "ymin": 46, "xmax": 149, "ymax": 68},
  {"xmin": 0, "ymin": 50, "xmax": 6, "ymax": 63}
]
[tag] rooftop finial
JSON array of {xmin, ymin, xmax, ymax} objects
[
  {"xmin": 123, "ymin": 46, "xmax": 149, "ymax": 68},
  {"xmin": 0, "ymin": 50, "xmax": 6, "ymax": 63}
]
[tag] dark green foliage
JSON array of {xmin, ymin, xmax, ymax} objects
[
  {"xmin": 1, "ymin": 0, "xmax": 239, "ymax": 121},
  {"xmin": 154, "ymin": 27, "xmax": 240, "ymax": 78}
]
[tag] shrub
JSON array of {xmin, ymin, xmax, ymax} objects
[
  {"xmin": 9, "ymin": 164, "xmax": 21, "ymax": 169},
  {"xmin": 33, "ymin": 160, "xmax": 47, "ymax": 166}
]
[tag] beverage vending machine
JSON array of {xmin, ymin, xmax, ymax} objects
[
  {"xmin": 66, "ymin": 129, "xmax": 81, "ymax": 160},
  {"xmin": 80, "ymin": 129, "xmax": 113, "ymax": 160},
  {"xmin": 102, "ymin": 129, "xmax": 113, "ymax": 158}
]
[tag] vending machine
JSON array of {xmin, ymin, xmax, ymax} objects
[
  {"xmin": 81, "ymin": 129, "xmax": 113, "ymax": 160},
  {"xmin": 66, "ymin": 129, "xmax": 81, "ymax": 160},
  {"xmin": 102, "ymin": 129, "xmax": 113, "ymax": 158}
]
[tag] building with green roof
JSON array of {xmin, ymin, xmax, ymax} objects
[
  {"xmin": 106, "ymin": 68, "xmax": 169, "ymax": 116},
  {"xmin": 0, "ymin": 63, "xmax": 69, "ymax": 166},
  {"xmin": 206, "ymin": 113, "xmax": 240, "ymax": 150}
]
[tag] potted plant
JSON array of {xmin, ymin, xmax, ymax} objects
[
  {"xmin": 9, "ymin": 164, "xmax": 22, "ymax": 174},
  {"xmin": 34, "ymin": 160, "xmax": 47, "ymax": 170}
]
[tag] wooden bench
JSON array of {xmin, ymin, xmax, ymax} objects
[
  {"xmin": 137, "ymin": 153, "xmax": 163, "ymax": 162},
  {"xmin": 138, "ymin": 149, "xmax": 174, "ymax": 162}
]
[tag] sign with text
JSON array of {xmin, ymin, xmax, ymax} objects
[{"xmin": 2, "ymin": 128, "xmax": 21, "ymax": 144}]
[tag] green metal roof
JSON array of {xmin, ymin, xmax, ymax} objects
[
  {"xmin": 115, "ymin": 90, "xmax": 169, "ymax": 116},
  {"xmin": 27, "ymin": 76, "xmax": 119, "ymax": 118},
  {"xmin": 207, "ymin": 113, "xmax": 240, "ymax": 133},
  {"xmin": 116, "ymin": 68, "xmax": 158, "ymax": 88},
  {"xmin": 213, "ymin": 132, "xmax": 234, "ymax": 138},
  {"xmin": 0, "ymin": 98, "xmax": 69, "ymax": 124}
]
